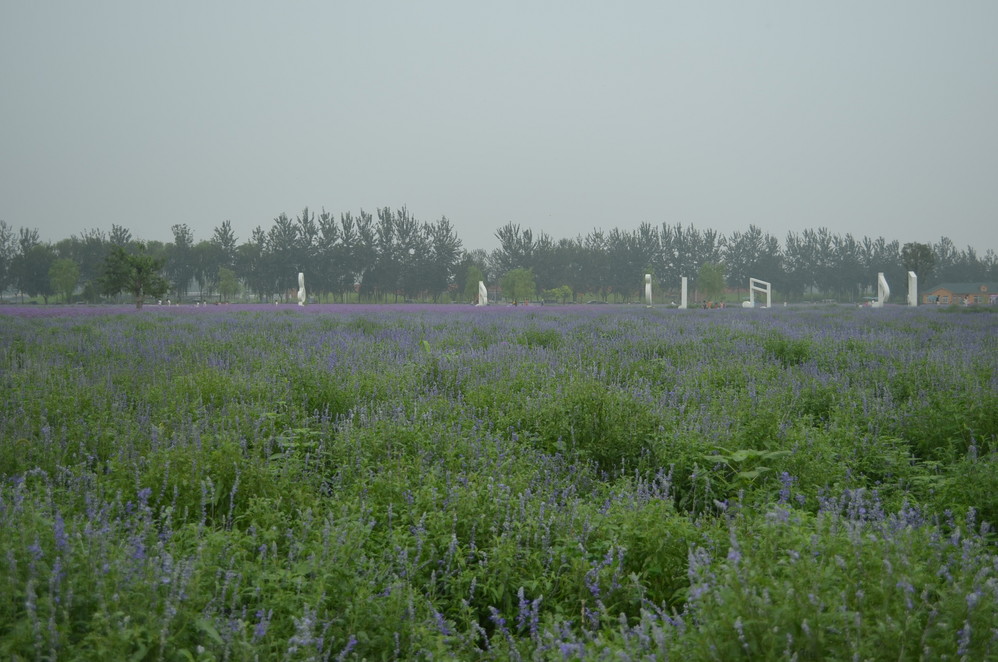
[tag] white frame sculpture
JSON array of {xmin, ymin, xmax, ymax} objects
[
  {"xmin": 907, "ymin": 271, "xmax": 917, "ymax": 307},
  {"xmin": 644, "ymin": 274, "xmax": 652, "ymax": 307},
  {"xmin": 297, "ymin": 272, "xmax": 306, "ymax": 306},
  {"xmin": 477, "ymin": 281, "xmax": 488, "ymax": 306},
  {"xmin": 742, "ymin": 278, "xmax": 771, "ymax": 308},
  {"xmin": 872, "ymin": 272, "xmax": 890, "ymax": 308}
]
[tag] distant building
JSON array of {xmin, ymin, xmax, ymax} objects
[{"xmin": 921, "ymin": 282, "xmax": 998, "ymax": 305}]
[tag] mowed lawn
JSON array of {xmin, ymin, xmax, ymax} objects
[{"xmin": 1, "ymin": 304, "xmax": 996, "ymax": 660}]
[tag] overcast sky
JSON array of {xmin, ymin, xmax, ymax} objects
[{"xmin": 2, "ymin": 1, "xmax": 996, "ymax": 253}]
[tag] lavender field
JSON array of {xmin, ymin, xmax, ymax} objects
[{"xmin": 1, "ymin": 304, "xmax": 996, "ymax": 660}]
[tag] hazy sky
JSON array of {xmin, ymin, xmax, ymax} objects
[{"xmin": 2, "ymin": 1, "xmax": 996, "ymax": 253}]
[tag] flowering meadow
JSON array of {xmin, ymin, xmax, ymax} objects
[{"xmin": 1, "ymin": 303, "xmax": 996, "ymax": 661}]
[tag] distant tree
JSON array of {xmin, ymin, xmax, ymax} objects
[
  {"xmin": 985, "ymin": 249, "xmax": 998, "ymax": 281},
  {"xmin": 725, "ymin": 225, "xmax": 782, "ymax": 298},
  {"xmin": 543, "ymin": 285, "xmax": 573, "ymax": 303},
  {"xmin": 354, "ymin": 213, "xmax": 378, "ymax": 301},
  {"xmin": 217, "ymin": 266, "xmax": 240, "ymax": 302},
  {"xmin": 831, "ymin": 233, "xmax": 864, "ymax": 301},
  {"xmin": 0, "ymin": 220, "xmax": 15, "ymax": 296},
  {"xmin": 723, "ymin": 226, "xmax": 759, "ymax": 295},
  {"xmin": 809, "ymin": 228, "xmax": 836, "ymax": 296},
  {"xmin": 659, "ymin": 223, "xmax": 724, "ymax": 288},
  {"xmin": 49, "ymin": 258, "xmax": 80, "ymax": 303},
  {"xmin": 861, "ymin": 236, "xmax": 903, "ymax": 297},
  {"xmin": 493, "ymin": 223, "xmax": 534, "ymax": 275},
  {"xmin": 605, "ymin": 228, "xmax": 646, "ymax": 301},
  {"xmin": 167, "ymin": 224, "xmax": 196, "ymax": 302},
  {"xmin": 101, "ymin": 244, "xmax": 169, "ymax": 308},
  {"xmin": 424, "ymin": 216, "xmax": 462, "ymax": 301},
  {"xmin": 582, "ymin": 230, "xmax": 610, "ymax": 300},
  {"xmin": 500, "ymin": 268, "xmax": 536, "ymax": 305},
  {"xmin": 324, "ymin": 212, "xmax": 358, "ymax": 302},
  {"xmin": 296, "ymin": 207, "xmax": 320, "ymax": 290},
  {"xmin": 211, "ymin": 220, "xmax": 238, "ymax": 271},
  {"xmin": 13, "ymin": 232, "xmax": 55, "ymax": 303},
  {"xmin": 268, "ymin": 213, "xmax": 302, "ymax": 299},
  {"xmin": 697, "ymin": 262, "xmax": 725, "ymax": 302},
  {"xmin": 553, "ymin": 237, "xmax": 585, "ymax": 301},
  {"xmin": 530, "ymin": 231, "xmax": 561, "ymax": 293},
  {"xmin": 902, "ymin": 242, "xmax": 935, "ymax": 286},
  {"xmin": 932, "ymin": 236, "xmax": 960, "ymax": 281},
  {"xmin": 108, "ymin": 224, "xmax": 132, "ymax": 247},
  {"xmin": 68, "ymin": 228, "xmax": 109, "ymax": 301},
  {"xmin": 192, "ymin": 240, "xmax": 223, "ymax": 301},
  {"xmin": 782, "ymin": 231, "xmax": 812, "ymax": 301},
  {"xmin": 952, "ymin": 245, "xmax": 987, "ymax": 282}
]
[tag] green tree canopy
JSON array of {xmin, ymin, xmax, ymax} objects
[
  {"xmin": 49, "ymin": 258, "xmax": 80, "ymax": 303},
  {"xmin": 218, "ymin": 266, "xmax": 240, "ymax": 302},
  {"xmin": 697, "ymin": 262, "xmax": 725, "ymax": 302},
  {"xmin": 500, "ymin": 268, "xmax": 536, "ymax": 305},
  {"xmin": 902, "ymin": 242, "xmax": 936, "ymax": 285},
  {"xmin": 101, "ymin": 244, "xmax": 170, "ymax": 308},
  {"xmin": 14, "ymin": 242, "xmax": 55, "ymax": 303}
]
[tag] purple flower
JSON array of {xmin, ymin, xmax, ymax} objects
[
  {"xmin": 336, "ymin": 635, "xmax": 358, "ymax": 661},
  {"xmin": 27, "ymin": 538, "xmax": 43, "ymax": 561},
  {"xmin": 778, "ymin": 472, "xmax": 795, "ymax": 504},
  {"xmin": 957, "ymin": 621, "xmax": 972, "ymax": 656},
  {"xmin": 253, "ymin": 608, "xmax": 272, "ymax": 641},
  {"xmin": 53, "ymin": 512, "xmax": 68, "ymax": 552},
  {"xmin": 434, "ymin": 611, "xmax": 452, "ymax": 636}
]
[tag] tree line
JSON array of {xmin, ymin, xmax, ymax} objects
[{"xmin": 0, "ymin": 209, "xmax": 995, "ymax": 306}]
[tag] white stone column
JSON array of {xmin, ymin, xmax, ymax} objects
[
  {"xmin": 680, "ymin": 277, "xmax": 688, "ymax": 309},
  {"xmin": 873, "ymin": 272, "xmax": 890, "ymax": 308},
  {"xmin": 907, "ymin": 271, "xmax": 917, "ymax": 306},
  {"xmin": 645, "ymin": 274, "xmax": 652, "ymax": 306},
  {"xmin": 298, "ymin": 272, "xmax": 306, "ymax": 306}
]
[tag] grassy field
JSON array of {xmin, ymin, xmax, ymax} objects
[{"xmin": 1, "ymin": 304, "xmax": 996, "ymax": 660}]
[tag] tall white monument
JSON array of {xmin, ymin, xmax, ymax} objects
[
  {"xmin": 297, "ymin": 272, "xmax": 306, "ymax": 306},
  {"xmin": 907, "ymin": 271, "xmax": 918, "ymax": 307},
  {"xmin": 644, "ymin": 274, "xmax": 653, "ymax": 306},
  {"xmin": 743, "ymin": 278, "xmax": 772, "ymax": 308},
  {"xmin": 872, "ymin": 272, "xmax": 890, "ymax": 308},
  {"xmin": 477, "ymin": 281, "xmax": 488, "ymax": 306},
  {"xmin": 680, "ymin": 277, "xmax": 688, "ymax": 309}
]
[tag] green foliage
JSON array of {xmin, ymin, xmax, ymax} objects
[
  {"xmin": 48, "ymin": 257, "xmax": 80, "ymax": 303},
  {"xmin": 217, "ymin": 266, "xmax": 240, "ymax": 301},
  {"xmin": 0, "ymin": 309, "xmax": 996, "ymax": 659},
  {"xmin": 762, "ymin": 331, "xmax": 814, "ymax": 367},
  {"xmin": 516, "ymin": 326, "xmax": 562, "ymax": 349},
  {"xmin": 500, "ymin": 267, "xmax": 536, "ymax": 304},
  {"xmin": 697, "ymin": 261, "xmax": 725, "ymax": 301},
  {"xmin": 543, "ymin": 285, "xmax": 573, "ymax": 303},
  {"xmin": 100, "ymin": 244, "xmax": 170, "ymax": 308},
  {"xmin": 525, "ymin": 378, "xmax": 662, "ymax": 472}
]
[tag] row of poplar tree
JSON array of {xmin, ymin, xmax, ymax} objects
[{"xmin": 0, "ymin": 207, "xmax": 994, "ymax": 304}]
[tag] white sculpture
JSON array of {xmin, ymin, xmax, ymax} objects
[
  {"xmin": 644, "ymin": 274, "xmax": 653, "ymax": 307},
  {"xmin": 680, "ymin": 277, "xmax": 688, "ymax": 309},
  {"xmin": 907, "ymin": 271, "xmax": 917, "ymax": 307},
  {"xmin": 872, "ymin": 272, "xmax": 889, "ymax": 308},
  {"xmin": 476, "ymin": 281, "xmax": 488, "ymax": 306},
  {"xmin": 743, "ymin": 278, "xmax": 771, "ymax": 308},
  {"xmin": 297, "ymin": 272, "xmax": 306, "ymax": 306}
]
